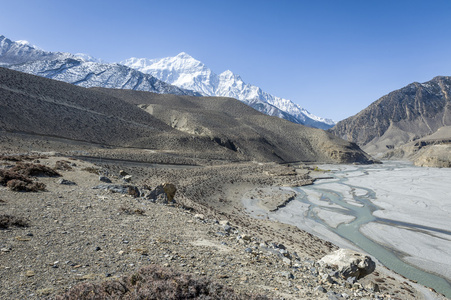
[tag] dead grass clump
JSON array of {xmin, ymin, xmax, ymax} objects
[
  {"xmin": 6, "ymin": 179, "xmax": 46, "ymax": 192},
  {"xmin": 55, "ymin": 160, "xmax": 73, "ymax": 171},
  {"xmin": 55, "ymin": 264, "xmax": 268, "ymax": 300},
  {"xmin": 0, "ymin": 214, "xmax": 29, "ymax": 229},
  {"xmin": 82, "ymin": 167, "xmax": 100, "ymax": 175},
  {"xmin": 11, "ymin": 162, "xmax": 61, "ymax": 177},
  {"xmin": 120, "ymin": 206, "xmax": 145, "ymax": 215},
  {"xmin": 0, "ymin": 169, "xmax": 46, "ymax": 192},
  {"xmin": 0, "ymin": 154, "xmax": 47, "ymax": 162}
]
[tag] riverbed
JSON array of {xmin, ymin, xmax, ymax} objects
[{"xmin": 246, "ymin": 161, "xmax": 451, "ymax": 298}]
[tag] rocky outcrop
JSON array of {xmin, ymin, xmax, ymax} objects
[
  {"xmin": 318, "ymin": 249, "xmax": 376, "ymax": 280},
  {"xmin": 330, "ymin": 76, "xmax": 451, "ymax": 155}
]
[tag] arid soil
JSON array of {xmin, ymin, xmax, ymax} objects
[{"xmin": 0, "ymin": 150, "xmax": 440, "ymax": 300}]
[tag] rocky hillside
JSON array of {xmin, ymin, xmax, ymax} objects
[
  {"xmin": 0, "ymin": 35, "xmax": 200, "ymax": 96},
  {"xmin": 0, "ymin": 67, "xmax": 374, "ymax": 164},
  {"xmin": 329, "ymin": 76, "xmax": 451, "ymax": 156}
]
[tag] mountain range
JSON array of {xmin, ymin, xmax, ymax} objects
[
  {"xmin": 121, "ymin": 53, "xmax": 335, "ymax": 129},
  {"xmin": 0, "ymin": 66, "xmax": 373, "ymax": 164},
  {"xmin": 0, "ymin": 35, "xmax": 334, "ymax": 129}
]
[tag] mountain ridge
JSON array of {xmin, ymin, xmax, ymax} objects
[
  {"xmin": 329, "ymin": 76, "xmax": 451, "ymax": 158},
  {"xmin": 0, "ymin": 35, "xmax": 201, "ymax": 97},
  {"xmin": 121, "ymin": 53, "xmax": 335, "ymax": 129}
]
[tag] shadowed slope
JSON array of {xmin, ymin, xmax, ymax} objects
[{"xmin": 93, "ymin": 88, "xmax": 375, "ymax": 164}]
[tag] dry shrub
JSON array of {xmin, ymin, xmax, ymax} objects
[
  {"xmin": 82, "ymin": 167, "xmax": 100, "ymax": 175},
  {"xmin": 0, "ymin": 169, "xmax": 46, "ymax": 192},
  {"xmin": 0, "ymin": 154, "xmax": 47, "ymax": 162},
  {"xmin": 0, "ymin": 214, "xmax": 29, "ymax": 229},
  {"xmin": 10, "ymin": 162, "xmax": 61, "ymax": 177},
  {"xmin": 55, "ymin": 264, "xmax": 268, "ymax": 300},
  {"xmin": 120, "ymin": 206, "xmax": 145, "ymax": 215},
  {"xmin": 0, "ymin": 169, "xmax": 31, "ymax": 185},
  {"xmin": 6, "ymin": 179, "xmax": 46, "ymax": 192},
  {"xmin": 55, "ymin": 160, "xmax": 73, "ymax": 171}
]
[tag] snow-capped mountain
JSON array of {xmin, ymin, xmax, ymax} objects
[
  {"xmin": 0, "ymin": 35, "xmax": 200, "ymax": 96},
  {"xmin": 122, "ymin": 53, "xmax": 335, "ymax": 129}
]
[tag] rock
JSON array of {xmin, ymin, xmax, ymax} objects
[
  {"xmin": 122, "ymin": 175, "xmax": 132, "ymax": 182},
  {"xmin": 25, "ymin": 270, "xmax": 35, "ymax": 277},
  {"xmin": 318, "ymin": 249, "xmax": 375, "ymax": 279},
  {"xmin": 223, "ymin": 225, "xmax": 232, "ymax": 232},
  {"xmin": 142, "ymin": 184, "xmax": 175, "ymax": 204},
  {"xmin": 219, "ymin": 220, "xmax": 229, "ymax": 226},
  {"xmin": 241, "ymin": 234, "xmax": 252, "ymax": 241},
  {"xmin": 194, "ymin": 214, "xmax": 205, "ymax": 220},
  {"xmin": 365, "ymin": 281, "xmax": 380, "ymax": 292},
  {"xmin": 92, "ymin": 184, "xmax": 140, "ymax": 197},
  {"xmin": 119, "ymin": 170, "xmax": 128, "ymax": 176},
  {"xmin": 315, "ymin": 285, "xmax": 327, "ymax": 293},
  {"xmin": 280, "ymin": 271, "xmax": 294, "ymax": 279},
  {"xmin": 99, "ymin": 176, "xmax": 112, "ymax": 183},
  {"xmin": 58, "ymin": 178, "xmax": 76, "ymax": 185},
  {"xmin": 163, "ymin": 183, "xmax": 176, "ymax": 202}
]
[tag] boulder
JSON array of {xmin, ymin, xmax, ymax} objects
[
  {"xmin": 99, "ymin": 176, "xmax": 112, "ymax": 183},
  {"xmin": 163, "ymin": 183, "xmax": 176, "ymax": 202},
  {"xmin": 318, "ymin": 249, "xmax": 375, "ymax": 279},
  {"xmin": 142, "ymin": 183, "xmax": 176, "ymax": 204}
]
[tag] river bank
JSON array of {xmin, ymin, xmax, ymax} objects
[{"xmin": 243, "ymin": 161, "xmax": 451, "ymax": 298}]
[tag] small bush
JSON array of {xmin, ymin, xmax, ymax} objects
[
  {"xmin": 11, "ymin": 163, "xmax": 61, "ymax": 177},
  {"xmin": 120, "ymin": 206, "xmax": 145, "ymax": 215},
  {"xmin": 55, "ymin": 264, "xmax": 268, "ymax": 300},
  {"xmin": 55, "ymin": 160, "xmax": 73, "ymax": 171},
  {"xmin": 0, "ymin": 214, "xmax": 29, "ymax": 229},
  {"xmin": 81, "ymin": 167, "xmax": 100, "ymax": 175},
  {"xmin": 6, "ymin": 179, "xmax": 46, "ymax": 192},
  {"xmin": 0, "ymin": 169, "xmax": 32, "ymax": 186},
  {"xmin": 0, "ymin": 169, "xmax": 46, "ymax": 192}
]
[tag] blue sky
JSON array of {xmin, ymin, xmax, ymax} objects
[{"xmin": 2, "ymin": 0, "xmax": 451, "ymax": 121}]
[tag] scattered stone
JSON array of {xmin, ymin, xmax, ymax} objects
[
  {"xmin": 194, "ymin": 214, "xmax": 205, "ymax": 220},
  {"xmin": 365, "ymin": 281, "xmax": 380, "ymax": 292},
  {"xmin": 280, "ymin": 271, "xmax": 294, "ymax": 279},
  {"xmin": 119, "ymin": 170, "xmax": 128, "ymax": 177},
  {"xmin": 95, "ymin": 246, "xmax": 101, "ymax": 251},
  {"xmin": 123, "ymin": 175, "xmax": 132, "ymax": 182},
  {"xmin": 99, "ymin": 176, "xmax": 112, "ymax": 183},
  {"xmin": 318, "ymin": 249, "xmax": 376, "ymax": 279},
  {"xmin": 219, "ymin": 220, "xmax": 229, "ymax": 226},
  {"xmin": 58, "ymin": 178, "xmax": 76, "ymax": 185},
  {"xmin": 25, "ymin": 270, "xmax": 35, "ymax": 277},
  {"xmin": 241, "ymin": 234, "xmax": 252, "ymax": 241},
  {"xmin": 315, "ymin": 285, "xmax": 327, "ymax": 293},
  {"xmin": 1, "ymin": 247, "xmax": 11, "ymax": 252},
  {"xmin": 93, "ymin": 184, "xmax": 140, "ymax": 196}
]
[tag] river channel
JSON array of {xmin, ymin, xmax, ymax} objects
[{"xmin": 273, "ymin": 161, "xmax": 451, "ymax": 298}]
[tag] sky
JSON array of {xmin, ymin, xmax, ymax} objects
[{"xmin": 2, "ymin": 0, "xmax": 451, "ymax": 121}]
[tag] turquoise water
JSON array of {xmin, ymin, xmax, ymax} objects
[{"xmin": 293, "ymin": 163, "xmax": 451, "ymax": 298}]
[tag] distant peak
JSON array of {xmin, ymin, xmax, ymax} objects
[
  {"xmin": 176, "ymin": 52, "xmax": 194, "ymax": 59},
  {"xmin": 16, "ymin": 40, "xmax": 30, "ymax": 45}
]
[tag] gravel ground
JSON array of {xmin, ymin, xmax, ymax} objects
[{"xmin": 0, "ymin": 154, "xmax": 441, "ymax": 299}]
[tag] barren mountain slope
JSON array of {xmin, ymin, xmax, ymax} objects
[
  {"xmin": 330, "ymin": 76, "xmax": 451, "ymax": 155},
  {"xmin": 93, "ymin": 88, "xmax": 375, "ymax": 164}
]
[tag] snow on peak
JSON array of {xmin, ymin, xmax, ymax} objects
[
  {"xmin": 16, "ymin": 40, "xmax": 30, "ymax": 45},
  {"xmin": 122, "ymin": 53, "xmax": 335, "ymax": 128},
  {"xmin": 175, "ymin": 52, "xmax": 193, "ymax": 59}
]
